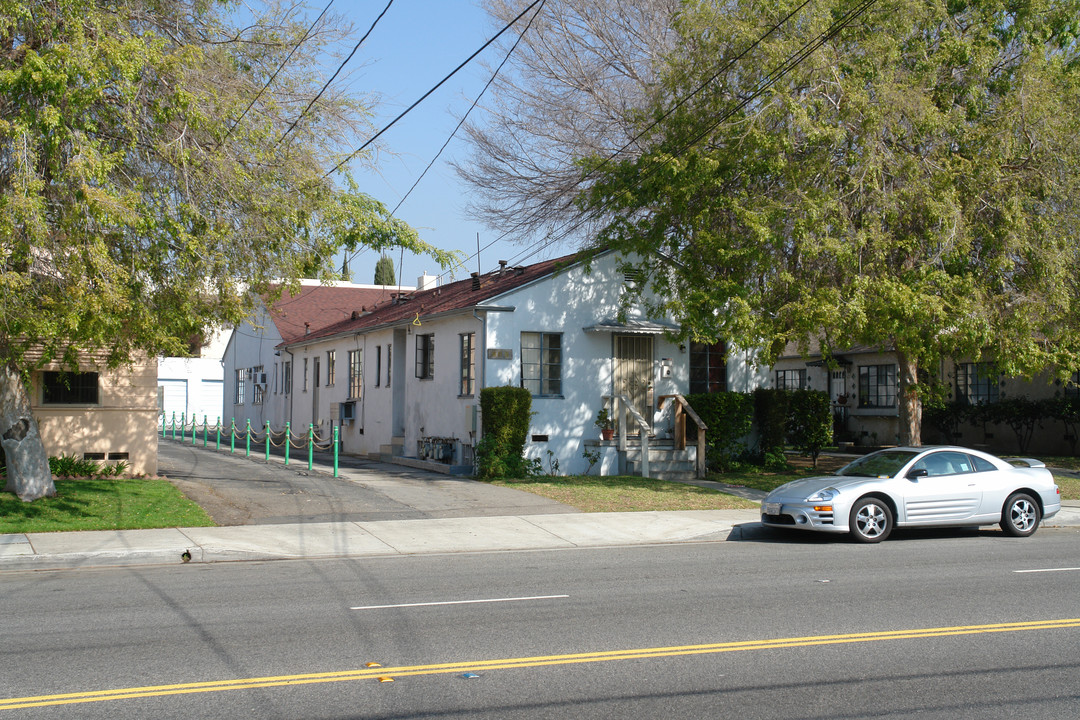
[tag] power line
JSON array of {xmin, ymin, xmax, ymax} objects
[
  {"xmin": 325, "ymin": 0, "xmax": 545, "ymax": 178},
  {"xmin": 277, "ymin": 0, "xmax": 395, "ymax": 148},
  {"xmin": 343, "ymin": 0, "xmax": 547, "ymax": 279},
  {"xmin": 225, "ymin": 0, "xmax": 335, "ymax": 141},
  {"xmin": 447, "ymin": 0, "xmax": 882, "ymax": 280}
]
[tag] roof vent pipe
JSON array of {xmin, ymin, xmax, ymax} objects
[
  {"xmin": 471, "ymin": 272, "xmax": 481, "ymax": 291},
  {"xmin": 498, "ymin": 260, "xmax": 507, "ymax": 276}
]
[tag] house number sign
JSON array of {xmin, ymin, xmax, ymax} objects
[{"xmin": 487, "ymin": 349, "xmax": 512, "ymax": 360}]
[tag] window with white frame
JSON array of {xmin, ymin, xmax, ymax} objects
[
  {"xmin": 521, "ymin": 332, "xmax": 562, "ymax": 396},
  {"xmin": 283, "ymin": 361, "xmax": 292, "ymax": 395},
  {"xmin": 252, "ymin": 365, "xmax": 264, "ymax": 405},
  {"xmin": 326, "ymin": 350, "xmax": 335, "ymax": 386},
  {"xmin": 956, "ymin": 362, "xmax": 999, "ymax": 404},
  {"xmin": 460, "ymin": 333, "xmax": 476, "ymax": 396},
  {"xmin": 303, "ymin": 357, "xmax": 309, "ymax": 392},
  {"xmin": 235, "ymin": 369, "xmax": 245, "ymax": 405},
  {"xmin": 375, "ymin": 346, "xmax": 382, "ymax": 387},
  {"xmin": 348, "ymin": 349, "xmax": 362, "ymax": 398},
  {"xmin": 859, "ymin": 365, "xmax": 897, "ymax": 408},
  {"xmin": 775, "ymin": 369, "xmax": 805, "ymax": 391},
  {"xmin": 416, "ymin": 334, "xmax": 435, "ymax": 379}
]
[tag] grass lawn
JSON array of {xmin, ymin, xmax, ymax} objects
[
  {"xmin": 0, "ymin": 478, "xmax": 215, "ymax": 534},
  {"xmin": 486, "ymin": 475, "xmax": 759, "ymax": 513}
]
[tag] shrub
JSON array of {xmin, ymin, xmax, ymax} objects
[
  {"xmin": 787, "ymin": 390, "xmax": 832, "ymax": 466},
  {"xmin": 685, "ymin": 392, "xmax": 753, "ymax": 471},
  {"xmin": 476, "ymin": 386, "xmax": 533, "ymax": 478},
  {"xmin": 753, "ymin": 388, "xmax": 790, "ymax": 457}
]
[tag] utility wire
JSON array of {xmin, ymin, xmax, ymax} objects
[
  {"xmin": 447, "ymin": 0, "xmax": 881, "ymax": 281},
  {"xmin": 325, "ymin": 0, "xmax": 545, "ymax": 178},
  {"xmin": 277, "ymin": 0, "xmax": 395, "ymax": 148},
  {"xmin": 225, "ymin": 1, "xmax": 335, "ymax": 141},
  {"xmin": 344, "ymin": 0, "xmax": 547, "ymax": 279}
]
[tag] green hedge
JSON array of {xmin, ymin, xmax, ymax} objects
[
  {"xmin": 475, "ymin": 386, "xmax": 533, "ymax": 478},
  {"xmin": 685, "ymin": 392, "xmax": 754, "ymax": 470},
  {"xmin": 683, "ymin": 389, "xmax": 831, "ymax": 469}
]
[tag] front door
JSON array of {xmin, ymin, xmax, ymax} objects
[{"xmin": 614, "ymin": 335, "xmax": 653, "ymax": 434}]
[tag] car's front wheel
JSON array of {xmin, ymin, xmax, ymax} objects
[
  {"xmin": 1000, "ymin": 493, "xmax": 1041, "ymax": 537},
  {"xmin": 849, "ymin": 497, "xmax": 893, "ymax": 543}
]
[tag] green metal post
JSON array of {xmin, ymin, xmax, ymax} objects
[
  {"xmin": 265, "ymin": 421, "xmax": 271, "ymax": 462},
  {"xmin": 230, "ymin": 418, "xmax": 236, "ymax": 453},
  {"xmin": 203, "ymin": 415, "xmax": 208, "ymax": 447},
  {"xmin": 284, "ymin": 422, "xmax": 291, "ymax": 466},
  {"xmin": 171, "ymin": 411, "xmax": 177, "ymax": 440},
  {"xmin": 216, "ymin": 417, "xmax": 221, "ymax": 450},
  {"xmin": 245, "ymin": 419, "xmax": 251, "ymax": 457},
  {"xmin": 333, "ymin": 426, "xmax": 339, "ymax": 478},
  {"xmin": 191, "ymin": 413, "xmax": 197, "ymax": 445},
  {"xmin": 307, "ymin": 424, "xmax": 314, "ymax": 471}
]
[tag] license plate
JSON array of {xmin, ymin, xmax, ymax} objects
[{"xmin": 765, "ymin": 503, "xmax": 781, "ymax": 515}]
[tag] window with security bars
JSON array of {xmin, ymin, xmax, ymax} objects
[
  {"xmin": 460, "ymin": 333, "xmax": 475, "ymax": 396},
  {"xmin": 859, "ymin": 365, "xmax": 897, "ymax": 408},
  {"xmin": 348, "ymin": 350, "xmax": 362, "ymax": 398},
  {"xmin": 775, "ymin": 369, "xmax": 805, "ymax": 391},
  {"xmin": 235, "ymin": 369, "xmax": 245, "ymax": 405},
  {"xmin": 521, "ymin": 332, "xmax": 562, "ymax": 396},
  {"xmin": 326, "ymin": 351, "xmax": 335, "ymax": 386},
  {"xmin": 956, "ymin": 362, "xmax": 999, "ymax": 404},
  {"xmin": 41, "ymin": 371, "xmax": 99, "ymax": 405},
  {"xmin": 416, "ymin": 334, "xmax": 434, "ymax": 379}
]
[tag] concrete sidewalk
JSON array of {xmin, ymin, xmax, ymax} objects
[
  {"xmin": 3, "ymin": 504, "xmax": 1078, "ymax": 572},
  {"xmin": 0, "ymin": 510, "xmax": 761, "ymax": 571}
]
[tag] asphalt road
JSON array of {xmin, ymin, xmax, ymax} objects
[
  {"xmin": 158, "ymin": 439, "xmax": 574, "ymax": 525},
  {"xmin": 4, "ymin": 528, "xmax": 1080, "ymax": 718}
]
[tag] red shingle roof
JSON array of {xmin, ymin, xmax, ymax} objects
[
  {"xmin": 264, "ymin": 284, "xmax": 404, "ymax": 344},
  {"xmin": 289, "ymin": 251, "xmax": 589, "ymax": 346}
]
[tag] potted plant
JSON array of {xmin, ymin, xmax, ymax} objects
[{"xmin": 595, "ymin": 408, "xmax": 614, "ymax": 441}]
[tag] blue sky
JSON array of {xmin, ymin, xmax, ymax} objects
[{"xmin": 332, "ymin": 1, "xmax": 549, "ymax": 287}]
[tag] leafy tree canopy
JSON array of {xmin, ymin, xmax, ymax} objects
[
  {"xmin": 0, "ymin": 0, "xmax": 456, "ymax": 373},
  {"xmin": 581, "ymin": 0, "xmax": 1080, "ymax": 443}
]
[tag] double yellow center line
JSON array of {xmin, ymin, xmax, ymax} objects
[{"xmin": 4, "ymin": 618, "xmax": 1079, "ymax": 710}]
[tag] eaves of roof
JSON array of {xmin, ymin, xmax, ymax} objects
[{"xmin": 282, "ymin": 250, "xmax": 597, "ymax": 349}]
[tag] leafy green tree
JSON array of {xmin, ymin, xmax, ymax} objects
[
  {"xmin": 374, "ymin": 255, "xmax": 396, "ymax": 285},
  {"xmin": 582, "ymin": 0, "xmax": 1080, "ymax": 445},
  {"xmin": 0, "ymin": 0, "xmax": 456, "ymax": 500}
]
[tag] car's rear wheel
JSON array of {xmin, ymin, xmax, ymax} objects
[
  {"xmin": 849, "ymin": 497, "xmax": 893, "ymax": 543},
  {"xmin": 1000, "ymin": 493, "xmax": 1041, "ymax": 537}
]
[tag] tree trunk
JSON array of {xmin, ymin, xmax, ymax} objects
[
  {"xmin": 896, "ymin": 351, "xmax": 922, "ymax": 447},
  {"xmin": 1, "ymin": 363, "xmax": 56, "ymax": 501}
]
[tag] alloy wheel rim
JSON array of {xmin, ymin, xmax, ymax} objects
[
  {"xmin": 857, "ymin": 504, "xmax": 886, "ymax": 537},
  {"xmin": 1011, "ymin": 500, "xmax": 1036, "ymax": 531}
]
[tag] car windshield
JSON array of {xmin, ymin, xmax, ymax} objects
[{"xmin": 837, "ymin": 450, "xmax": 920, "ymax": 478}]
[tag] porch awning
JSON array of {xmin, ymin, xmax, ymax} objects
[{"xmin": 582, "ymin": 319, "xmax": 680, "ymax": 335}]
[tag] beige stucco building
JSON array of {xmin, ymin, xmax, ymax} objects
[{"xmin": 30, "ymin": 354, "xmax": 159, "ymax": 476}]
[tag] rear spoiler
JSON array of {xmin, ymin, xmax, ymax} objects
[{"xmin": 1006, "ymin": 457, "xmax": 1047, "ymax": 469}]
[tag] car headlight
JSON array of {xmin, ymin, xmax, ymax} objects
[{"xmin": 806, "ymin": 487, "xmax": 838, "ymax": 502}]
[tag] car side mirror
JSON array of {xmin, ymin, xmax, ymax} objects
[{"xmin": 907, "ymin": 468, "xmax": 928, "ymax": 480}]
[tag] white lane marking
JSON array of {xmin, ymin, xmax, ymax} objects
[
  {"xmin": 351, "ymin": 594, "xmax": 569, "ymax": 610},
  {"xmin": 1013, "ymin": 567, "xmax": 1080, "ymax": 574}
]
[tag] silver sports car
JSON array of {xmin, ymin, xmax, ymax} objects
[{"xmin": 761, "ymin": 446, "xmax": 1061, "ymax": 543}]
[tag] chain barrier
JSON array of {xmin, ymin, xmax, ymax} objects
[{"xmin": 160, "ymin": 415, "xmax": 341, "ymax": 477}]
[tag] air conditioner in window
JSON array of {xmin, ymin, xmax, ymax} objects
[
  {"xmin": 340, "ymin": 401, "xmax": 356, "ymax": 424},
  {"xmin": 256, "ymin": 372, "xmax": 268, "ymax": 386}
]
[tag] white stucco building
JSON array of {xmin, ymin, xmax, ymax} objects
[{"xmin": 224, "ymin": 251, "xmax": 762, "ymax": 476}]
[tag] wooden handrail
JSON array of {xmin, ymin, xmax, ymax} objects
[
  {"xmin": 603, "ymin": 394, "xmax": 653, "ymax": 479},
  {"xmin": 658, "ymin": 394, "xmax": 708, "ymax": 478}
]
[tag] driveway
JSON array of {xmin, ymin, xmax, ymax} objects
[{"xmin": 158, "ymin": 439, "xmax": 577, "ymax": 525}]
